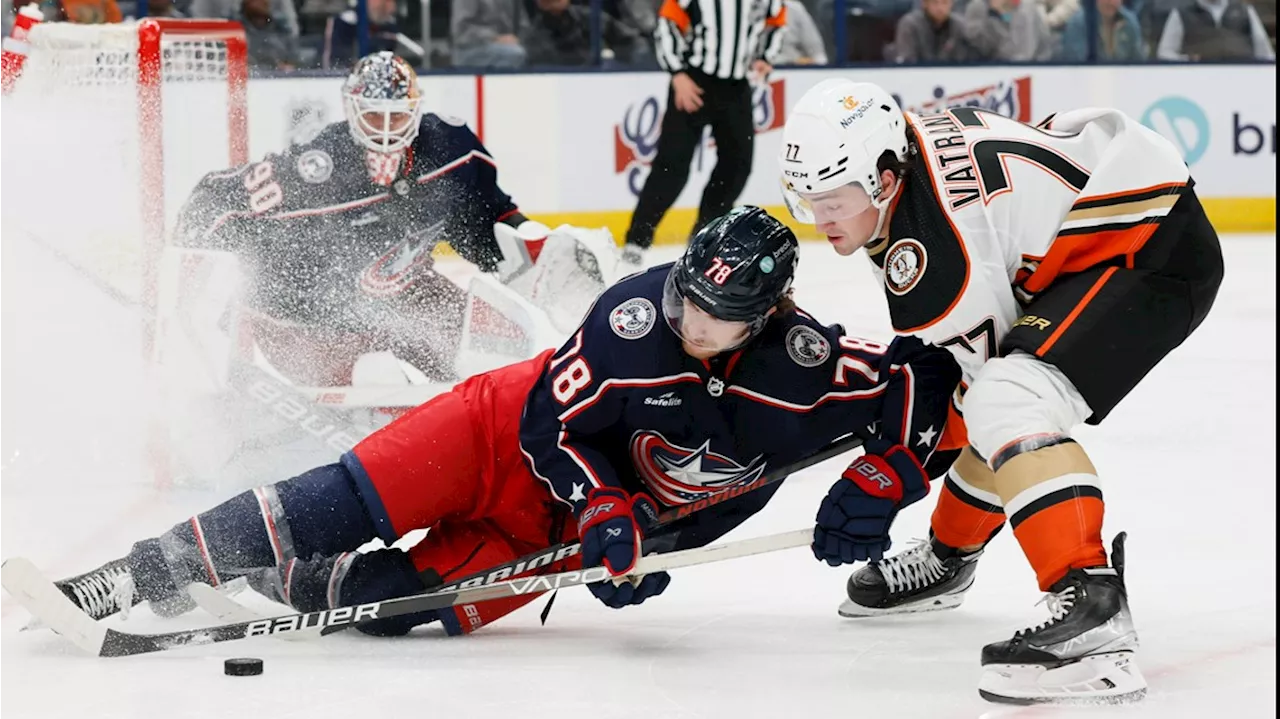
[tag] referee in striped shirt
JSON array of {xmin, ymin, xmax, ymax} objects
[{"xmin": 622, "ymin": 0, "xmax": 787, "ymax": 264}]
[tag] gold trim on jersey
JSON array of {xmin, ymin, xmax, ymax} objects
[{"xmin": 1061, "ymin": 183, "xmax": 1185, "ymax": 231}]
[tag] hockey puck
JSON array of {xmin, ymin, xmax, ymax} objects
[{"xmin": 224, "ymin": 658, "xmax": 264, "ymax": 676}]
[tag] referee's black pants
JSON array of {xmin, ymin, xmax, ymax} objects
[{"xmin": 625, "ymin": 72, "xmax": 755, "ymax": 248}]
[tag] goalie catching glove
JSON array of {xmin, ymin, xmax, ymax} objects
[
  {"xmin": 577, "ymin": 487, "xmax": 671, "ymax": 608},
  {"xmin": 812, "ymin": 438, "xmax": 930, "ymax": 565}
]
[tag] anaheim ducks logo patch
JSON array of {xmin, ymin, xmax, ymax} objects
[
  {"xmin": 785, "ymin": 325, "xmax": 831, "ymax": 367},
  {"xmin": 885, "ymin": 239, "xmax": 927, "ymax": 296}
]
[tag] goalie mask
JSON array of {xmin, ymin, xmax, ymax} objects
[
  {"xmin": 342, "ymin": 52, "xmax": 424, "ymax": 154},
  {"xmin": 663, "ymin": 206, "xmax": 798, "ymax": 354}
]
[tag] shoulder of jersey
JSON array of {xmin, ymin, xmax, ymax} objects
[
  {"xmin": 875, "ymin": 161, "xmax": 970, "ymax": 333},
  {"xmin": 422, "ymin": 112, "xmax": 472, "ymax": 131},
  {"xmin": 760, "ymin": 307, "xmax": 842, "ymax": 374},
  {"xmin": 418, "ymin": 113, "xmax": 476, "ymax": 148},
  {"xmin": 584, "ymin": 264, "xmax": 670, "ymax": 349},
  {"xmin": 282, "ymin": 122, "xmax": 351, "ymax": 185}
]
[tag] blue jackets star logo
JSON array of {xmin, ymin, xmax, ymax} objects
[{"xmin": 629, "ymin": 431, "xmax": 767, "ymax": 506}]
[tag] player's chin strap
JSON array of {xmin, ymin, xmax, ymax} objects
[{"xmin": 868, "ymin": 176, "xmax": 903, "ymax": 244}]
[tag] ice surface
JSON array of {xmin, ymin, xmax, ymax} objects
[{"xmin": 2, "ymin": 231, "xmax": 1275, "ymax": 719}]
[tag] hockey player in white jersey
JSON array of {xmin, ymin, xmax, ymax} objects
[{"xmin": 779, "ymin": 79, "xmax": 1224, "ymax": 704}]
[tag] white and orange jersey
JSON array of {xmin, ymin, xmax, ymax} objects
[{"xmin": 868, "ymin": 106, "xmax": 1191, "ymax": 394}]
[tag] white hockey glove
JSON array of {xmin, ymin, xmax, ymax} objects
[{"xmin": 493, "ymin": 221, "xmax": 623, "ymax": 334}]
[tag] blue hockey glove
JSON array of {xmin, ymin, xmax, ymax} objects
[
  {"xmin": 812, "ymin": 438, "xmax": 930, "ymax": 565},
  {"xmin": 578, "ymin": 487, "xmax": 671, "ymax": 608}
]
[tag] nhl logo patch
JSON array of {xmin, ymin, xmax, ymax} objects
[
  {"xmin": 785, "ymin": 325, "xmax": 831, "ymax": 368},
  {"xmin": 610, "ymin": 297, "xmax": 656, "ymax": 340},
  {"xmin": 885, "ymin": 239, "xmax": 927, "ymax": 296},
  {"xmin": 296, "ymin": 149, "xmax": 333, "ymax": 184}
]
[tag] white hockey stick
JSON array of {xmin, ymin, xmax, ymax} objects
[{"xmin": 1, "ymin": 527, "xmax": 814, "ymax": 656}]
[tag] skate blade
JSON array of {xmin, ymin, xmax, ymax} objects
[
  {"xmin": 838, "ymin": 592, "xmax": 965, "ymax": 618},
  {"xmin": 978, "ymin": 651, "xmax": 1147, "ymax": 705}
]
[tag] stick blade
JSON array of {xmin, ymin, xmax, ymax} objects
[
  {"xmin": 188, "ymin": 583, "xmax": 315, "ymax": 642},
  {"xmin": 1, "ymin": 557, "xmax": 108, "ymax": 656}
]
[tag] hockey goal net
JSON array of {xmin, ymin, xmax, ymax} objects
[{"xmin": 2, "ymin": 18, "xmax": 248, "ymax": 336}]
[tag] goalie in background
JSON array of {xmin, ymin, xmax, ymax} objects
[
  {"xmin": 49, "ymin": 207, "xmax": 959, "ymax": 639},
  {"xmin": 157, "ymin": 51, "xmax": 620, "ymax": 486}
]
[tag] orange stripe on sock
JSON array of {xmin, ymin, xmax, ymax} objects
[
  {"xmin": 930, "ymin": 480, "xmax": 1005, "ymax": 550},
  {"xmin": 1012, "ymin": 497, "xmax": 1107, "ymax": 591}
]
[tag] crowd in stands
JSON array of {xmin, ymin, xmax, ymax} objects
[{"xmin": 4, "ymin": 0, "xmax": 1275, "ymax": 72}]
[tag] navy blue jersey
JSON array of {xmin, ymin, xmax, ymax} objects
[
  {"xmin": 519, "ymin": 264, "xmax": 962, "ymax": 548},
  {"xmin": 173, "ymin": 114, "xmax": 520, "ymax": 329}
]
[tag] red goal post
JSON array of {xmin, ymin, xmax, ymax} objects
[{"xmin": 4, "ymin": 17, "xmax": 250, "ymax": 356}]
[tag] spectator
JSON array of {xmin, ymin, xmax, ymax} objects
[
  {"xmin": 1059, "ymin": 0, "xmax": 1145, "ymax": 59},
  {"xmin": 60, "ymin": 0, "xmax": 122, "ymax": 22},
  {"xmin": 522, "ymin": 0, "xmax": 644, "ymax": 65},
  {"xmin": 892, "ymin": 0, "xmax": 981, "ymax": 61},
  {"xmin": 323, "ymin": 0, "xmax": 399, "ymax": 69},
  {"xmin": 1156, "ymin": 0, "xmax": 1274, "ymax": 59},
  {"xmin": 451, "ymin": 0, "xmax": 528, "ymax": 68},
  {"xmin": 295, "ymin": 0, "xmax": 343, "ymax": 34},
  {"xmin": 965, "ymin": 0, "xmax": 1055, "ymax": 59},
  {"xmin": 146, "ymin": 0, "xmax": 185, "ymax": 17},
  {"xmin": 1038, "ymin": 0, "xmax": 1078, "ymax": 30},
  {"xmin": 617, "ymin": 0, "xmax": 657, "ymax": 34},
  {"xmin": 191, "ymin": 0, "xmax": 298, "ymax": 36},
  {"xmin": 238, "ymin": 0, "xmax": 301, "ymax": 69},
  {"xmin": 776, "ymin": 0, "xmax": 829, "ymax": 63},
  {"xmin": 1255, "ymin": 0, "xmax": 1275, "ymax": 38}
]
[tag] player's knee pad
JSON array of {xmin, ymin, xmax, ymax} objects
[
  {"xmin": 274, "ymin": 463, "xmax": 379, "ymax": 557},
  {"xmin": 963, "ymin": 352, "xmax": 1092, "ymax": 471},
  {"xmin": 137, "ymin": 464, "xmax": 380, "ymax": 602},
  {"xmin": 951, "ymin": 446, "xmax": 998, "ymax": 496}
]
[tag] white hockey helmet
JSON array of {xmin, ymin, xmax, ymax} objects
[
  {"xmin": 779, "ymin": 79, "xmax": 909, "ymax": 226},
  {"xmin": 342, "ymin": 52, "xmax": 425, "ymax": 154}
]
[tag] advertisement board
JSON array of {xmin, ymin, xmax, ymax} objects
[{"xmin": 235, "ymin": 65, "xmax": 1275, "ymax": 240}]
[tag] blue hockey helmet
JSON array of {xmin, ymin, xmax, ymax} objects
[{"xmin": 663, "ymin": 206, "xmax": 799, "ymax": 352}]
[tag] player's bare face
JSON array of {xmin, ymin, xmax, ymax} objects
[
  {"xmin": 679, "ymin": 300, "xmax": 751, "ymax": 359},
  {"xmin": 800, "ymin": 184, "xmax": 877, "ymax": 256},
  {"xmin": 819, "ymin": 208, "xmax": 882, "ymax": 256}
]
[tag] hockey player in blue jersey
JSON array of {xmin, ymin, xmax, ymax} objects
[
  {"xmin": 168, "ymin": 51, "xmax": 613, "ymax": 386},
  {"xmin": 49, "ymin": 207, "xmax": 962, "ymax": 635}
]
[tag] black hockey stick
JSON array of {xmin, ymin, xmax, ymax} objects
[
  {"xmin": 2, "ymin": 525, "xmax": 816, "ymax": 657},
  {"xmin": 0, "ymin": 434, "xmax": 863, "ymax": 657},
  {"xmin": 425, "ymin": 431, "xmax": 865, "ymax": 594}
]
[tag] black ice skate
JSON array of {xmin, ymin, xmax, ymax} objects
[
  {"xmin": 839, "ymin": 536, "xmax": 982, "ymax": 617},
  {"xmin": 978, "ymin": 532, "xmax": 1146, "ymax": 705},
  {"xmin": 55, "ymin": 558, "xmax": 142, "ymax": 621},
  {"xmin": 54, "ymin": 536, "xmax": 211, "ymax": 623}
]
